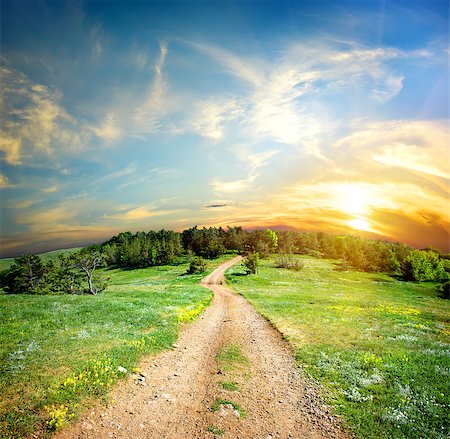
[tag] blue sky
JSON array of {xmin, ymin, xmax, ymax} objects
[{"xmin": 1, "ymin": 0, "xmax": 449, "ymax": 256}]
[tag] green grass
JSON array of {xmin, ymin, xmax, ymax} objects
[
  {"xmin": 220, "ymin": 381, "xmax": 239, "ymax": 391},
  {"xmin": 226, "ymin": 256, "xmax": 450, "ymax": 439},
  {"xmin": 210, "ymin": 399, "xmax": 246, "ymax": 417},
  {"xmin": 0, "ymin": 247, "xmax": 82, "ymax": 272},
  {"xmin": 0, "ymin": 257, "xmax": 228, "ymax": 438},
  {"xmin": 215, "ymin": 343, "xmax": 249, "ymax": 372},
  {"xmin": 207, "ymin": 425, "xmax": 225, "ymax": 435}
]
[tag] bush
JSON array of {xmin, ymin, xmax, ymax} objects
[
  {"xmin": 187, "ymin": 257, "xmax": 207, "ymax": 274},
  {"xmin": 274, "ymin": 254, "xmax": 304, "ymax": 271},
  {"xmin": 243, "ymin": 252, "xmax": 259, "ymax": 274}
]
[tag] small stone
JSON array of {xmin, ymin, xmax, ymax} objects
[
  {"xmin": 173, "ymin": 344, "xmax": 179, "ymax": 348},
  {"xmin": 81, "ymin": 421, "xmax": 94, "ymax": 430},
  {"xmin": 139, "ymin": 372, "xmax": 147, "ymax": 377},
  {"xmin": 117, "ymin": 366, "xmax": 128, "ymax": 374},
  {"xmin": 279, "ymin": 400, "xmax": 284, "ymax": 404}
]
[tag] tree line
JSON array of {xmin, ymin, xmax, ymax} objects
[{"xmin": 1, "ymin": 227, "xmax": 449, "ymax": 295}]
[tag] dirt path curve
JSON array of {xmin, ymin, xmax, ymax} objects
[{"xmin": 57, "ymin": 257, "xmax": 349, "ymax": 439}]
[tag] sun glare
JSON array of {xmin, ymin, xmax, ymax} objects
[
  {"xmin": 339, "ymin": 184, "xmax": 368, "ymax": 215},
  {"xmin": 348, "ymin": 218, "xmax": 371, "ymax": 231}
]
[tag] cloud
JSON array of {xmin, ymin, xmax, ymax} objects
[
  {"xmin": 205, "ymin": 204, "xmax": 228, "ymax": 208},
  {"xmin": 91, "ymin": 163, "xmax": 138, "ymax": 187},
  {"xmin": 133, "ymin": 40, "xmax": 169, "ymax": 134},
  {"xmin": 104, "ymin": 203, "xmax": 181, "ymax": 221},
  {"xmin": 210, "ymin": 148, "xmax": 279, "ymax": 194},
  {"xmin": 210, "ymin": 175, "xmax": 258, "ymax": 194},
  {"xmin": 335, "ymin": 119, "xmax": 449, "ymax": 180},
  {"xmin": 189, "ymin": 41, "xmax": 264, "ymax": 87},
  {"xmin": 0, "ymin": 173, "xmax": 12, "ymax": 188},
  {"xmin": 0, "ymin": 67, "xmax": 90, "ymax": 165},
  {"xmin": 183, "ymin": 39, "xmax": 423, "ymax": 160},
  {"xmin": 190, "ymin": 97, "xmax": 244, "ymax": 140},
  {"xmin": 91, "ymin": 112, "xmax": 121, "ymax": 141},
  {"xmin": 7, "ymin": 198, "xmax": 40, "ymax": 209},
  {"xmin": 42, "ymin": 184, "xmax": 62, "ymax": 193},
  {"xmin": 90, "ymin": 23, "xmax": 104, "ymax": 62}
]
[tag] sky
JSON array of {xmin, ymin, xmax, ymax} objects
[{"xmin": 0, "ymin": 0, "xmax": 449, "ymax": 256}]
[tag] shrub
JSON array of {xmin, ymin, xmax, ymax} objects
[
  {"xmin": 187, "ymin": 256, "xmax": 207, "ymax": 274},
  {"xmin": 274, "ymin": 254, "xmax": 304, "ymax": 271},
  {"xmin": 243, "ymin": 252, "xmax": 259, "ymax": 274}
]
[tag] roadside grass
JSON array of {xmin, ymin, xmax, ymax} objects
[
  {"xmin": 0, "ymin": 257, "xmax": 227, "ymax": 438},
  {"xmin": 226, "ymin": 256, "xmax": 450, "ymax": 439}
]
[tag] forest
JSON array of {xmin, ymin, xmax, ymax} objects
[{"xmin": 1, "ymin": 227, "xmax": 449, "ymax": 296}]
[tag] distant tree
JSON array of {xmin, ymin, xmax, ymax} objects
[
  {"xmin": 265, "ymin": 229, "xmax": 278, "ymax": 253},
  {"xmin": 223, "ymin": 226, "xmax": 246, "ymax": 253},
  {"xmin": 244, "ymin": 252, "xmax": 260, "ymax": 274}
]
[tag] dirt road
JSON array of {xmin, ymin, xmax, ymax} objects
[{"xmin": 57, "ymin": 256, "xmax": 348, "ymax": 438}]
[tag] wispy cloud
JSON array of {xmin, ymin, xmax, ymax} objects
[
  {"xmin": 91, "ymin": 112, "xmax": 121, "ymax": 141},
  {"xmin": 133, "ymin": 40, "xmax": 169, "ymax": 134},
  {"xmin": 183, "ymin": 39, "xmax": 427, "ymax": 160},
  {"xmin": 210, "ymin": 148, "xmax": 279, "ymax": 194},
  {"xmin": 0, "ymin": 173, "xmax": 13, "ymax": 188},
  {"xmin": 335, "ymin": 119, "xmax": 449, "ymax": 181},
  {"xmin": 104, "ymin": 203, "xmax": 182, "ymax": 221},
  {"xmin": 7, "ymin": 198, "xmax": 40, "ymax": 209},
  {"xmin": 189, "ymin": 97, "xmax": 244, "ymax": 140}
]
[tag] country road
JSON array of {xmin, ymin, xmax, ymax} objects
[{"xmin": 57, "ymin": 256, "xmax": 349, "ymax": 438}]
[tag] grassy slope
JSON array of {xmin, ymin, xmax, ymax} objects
[
  {"xmin": 226, "ymin": 256, "xmax": 450, "ymax": 439},
  {"xmin": 0, "ymin": 248, "xmax": 83, "ymax": 272},
  {"xmin": 0, "ymin": 257, "xmax": 229, "ymax": 438}
]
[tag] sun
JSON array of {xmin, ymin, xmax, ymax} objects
[
  {"xmin": 348, "ymin": 218, "xmax": 371, "ymax": 231},
  {"xmin": 339, "ymin": 184, "xmax": 368, "ymax": 215}
]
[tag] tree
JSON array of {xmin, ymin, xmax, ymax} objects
[
  {"xmin": 244, "ymin": 252, "xmax": 260, "ymax": 274},
  {"xmin": 401, "ymin": 250, "xmax": 447, "ymax": 282},
  {"xmin": 71, "ymin": 251, "xmax": 107, "ymax": 295},
  {"xmin": 265, "ymin": 229, "xmax": 278, "ymax": 253},
  {"xmin": 1, "ymin": 255, "xmax": 48, "ymax": 294},
  {"xmin": 57, "ymin": 254, "xmax": 84, "ymax": 294}
]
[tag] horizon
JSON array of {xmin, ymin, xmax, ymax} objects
[
  {"xmin": 0, "ymin": 224, "xmax": 444, "ymax": 259},
  {"xmin": 1, "ymin": 0, "xmax": 449, "ymax": 256}
]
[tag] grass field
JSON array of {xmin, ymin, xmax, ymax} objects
[
  {"xmin": 226, "ymin": 256, "xmax": 450, "ymax": 439},
  {"xmin": 0, "ymin": 256, "xmax": 228, "ymax": 438}
]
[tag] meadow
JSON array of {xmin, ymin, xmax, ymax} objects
[
  {"xmin": 226, "ymin": 256, "xmax": 450, "ymax": 439},
  {"xmin": 0, "ymin": 255, "xmax": 228, "ymax": 438}
]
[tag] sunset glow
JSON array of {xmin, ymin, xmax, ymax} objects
[{"xmin": 0, "ymin": 0, "xmax": 448, "ymax": 256}]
